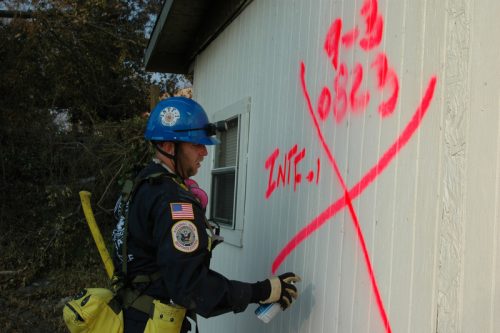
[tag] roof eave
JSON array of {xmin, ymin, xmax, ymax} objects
[{"xmin": 144, "ymin": 0, "xmax": 254, "ymax": 74}]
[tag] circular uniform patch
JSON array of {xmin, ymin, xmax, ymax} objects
[
  {"xmin": 171, "ymin": 220, "xmax": 199, "ymax": 253},
  {"xmin": 160, "ymin": 107, "xmax": 180, "ymax": 127}
]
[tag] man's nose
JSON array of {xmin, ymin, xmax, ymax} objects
[{"xmin": 200, "ymin": 145, "xmax": 208, "ymax": 156}]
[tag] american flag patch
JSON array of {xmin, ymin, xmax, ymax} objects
[{"xmin": 170, "ymin": 203, "xmax": 194, "ymax": 220}]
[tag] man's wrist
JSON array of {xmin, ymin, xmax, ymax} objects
[{"xmin": 250, "ymin": 280, "xmax": 271, "ymax": 303}]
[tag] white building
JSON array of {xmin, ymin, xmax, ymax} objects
[{"xmin": 145, "ymin": 1, "xmax": 500, "ymax": 332}]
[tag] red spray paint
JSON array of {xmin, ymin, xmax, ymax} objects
[
  {"xmin": 265, "ymin": 145, "xmax": 321, "ymax": 199},
  {"xmin": 270, "ymin": 63, "xmax": 436, "ymax": 332},
  {"xmin": 264, "ymin": 1, "xmax": 438, "ymax": 331}
]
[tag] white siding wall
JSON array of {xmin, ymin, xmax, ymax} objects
[{"xmin": 191, "ymin": 0, "xmax": 500, "ymax": 332}]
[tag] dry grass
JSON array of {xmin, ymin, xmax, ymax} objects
[{"xmin": 0, "ymin": 266, "xmax": 109, "ymax": 333}]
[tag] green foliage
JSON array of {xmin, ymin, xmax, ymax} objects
[
  {"xmin": 0, "ymin": 1, "xmax": 188, "ymax": 330},
  {"xmin": 0, "ymin": 111, "xmax": 152, "ymax": 330},
  {"xmin": 0, "ymin": 0, "xmax": 163, "ymax": 123},
  {"xmin": 0, "ymin": 0, "xmax": 161, "ymax": 275},
  {"xmin": 0, "ymin": 114, "xmax": 152, "ymax": 276}
]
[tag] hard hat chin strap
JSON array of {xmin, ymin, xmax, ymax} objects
[
  {"xmin": 154, "ymin": 143, "xmax": 175, "ymax": 161},
  {"xmin": 154, "ymin": 142, "xmax": 187, "ymax": 179}
]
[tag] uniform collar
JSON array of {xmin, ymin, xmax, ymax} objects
[{"xmin": 152, "ymin": 158, "xmax": 175, "ymax": 175}]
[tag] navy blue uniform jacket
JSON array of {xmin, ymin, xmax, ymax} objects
[{"xmin": 112, "ymin": 162, "xmax": 253, "ymax": 321}]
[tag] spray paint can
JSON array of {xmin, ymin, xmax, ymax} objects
[{"xmin": 255, "ymin": 302, "xmax": 282, "ymax": 323}]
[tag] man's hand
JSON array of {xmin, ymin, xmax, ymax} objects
[{"xmin": 262, "ymin": 272, "xmax": 301, "ymax": 309}]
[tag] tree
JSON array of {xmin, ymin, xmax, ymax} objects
[
  {"xmin": 1, "ymin": 0, "xmax": 165, "ymax": 121},
  {"xmin": 0, "ymin": 1, "xmax": 189, "ymax": 330}
]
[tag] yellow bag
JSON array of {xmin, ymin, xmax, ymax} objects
[
  {"xmin": 63, "ymin": 288, "xmax": 123, "ymax": 333},
  {"xmin": 143, "ymin": 300, "xmax": 186, "ymax": 333}
]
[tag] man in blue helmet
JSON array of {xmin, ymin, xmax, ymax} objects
[{"xmin": 112, "ymin": 97, "xmax": 301, "ymax": 333}]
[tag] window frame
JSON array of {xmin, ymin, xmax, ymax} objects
[
  {"xmin": 210, "ymin": 165, "xmax": 237, "ymax": 227},
  {"xmin": 209, "ymin": 97, "xmax": 250, "ymax": 247}
]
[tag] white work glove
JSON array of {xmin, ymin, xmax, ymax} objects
[{"xmin": 262, "ymin": 272, "xmax": 301, "ymax": 309}]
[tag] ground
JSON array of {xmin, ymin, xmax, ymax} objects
[{"xmin": 0, "ymin": 266, "xmax": 108, "ymax": 332}]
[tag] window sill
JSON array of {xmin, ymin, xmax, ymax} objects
[{"xmin": 219, "ymin": 226, "xmax": 243, "ymax": 248}]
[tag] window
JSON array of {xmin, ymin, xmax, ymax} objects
[
  {"xmin": 210, "ymin": 97, "xmax": 250, "ymax": 247},
  {"xmin": 211, "ymin": 117, "xmax": 238, "ymax": 226}
]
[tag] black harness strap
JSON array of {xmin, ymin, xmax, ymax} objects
[
  {"xmin": 119, "ymin": 171, "xmax": 168, "ymax": 276},
  {"xmin": 117, "ymin": 172, "xmax": 167, "ymax": 310}
]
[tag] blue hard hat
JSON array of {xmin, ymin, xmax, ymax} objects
[{"xmin": 144, "ymin": 97, "xmax": 220, "ymax": 145}]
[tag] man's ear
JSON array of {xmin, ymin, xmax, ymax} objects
[{"xmin": 159, "ymin": 141, "xmax": 175, "ymax": 155}]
